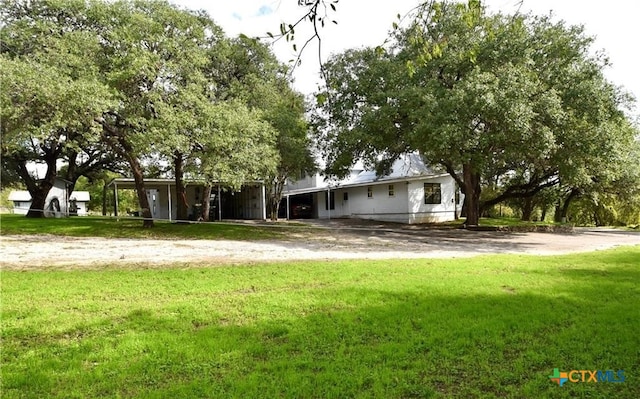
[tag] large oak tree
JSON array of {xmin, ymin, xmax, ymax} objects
[{"xmin": 314, "ymin": 0, "xmax": 635, "ymax": 226}]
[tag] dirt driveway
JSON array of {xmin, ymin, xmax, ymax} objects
[{"xmin": 2, "ymin": 223, "xmax": 639, "ymax": 269}]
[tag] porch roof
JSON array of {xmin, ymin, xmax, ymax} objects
[{"xmin": 108, "ymin": 178, "xmax": 264, "ymax": 190}]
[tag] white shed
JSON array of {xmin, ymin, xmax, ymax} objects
[{"xmin": 8, "ymin": 178, "xmax": 90, "ymax": 216}]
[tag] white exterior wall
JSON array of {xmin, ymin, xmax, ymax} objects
[
  {"xmin": 47, "ymin": 181, "xmax": 67, "ymax": 214},
  {"xmin": 74, "ymin": 202, "xmax": 88, "ymax": 216},
  {"xmin": 285, "ymin": 173, "xmax": 326, "ymax": 191},
  {"xmin": 11, "ymin": 201, "xmax": 29, "ymax": 215},
  {"xmin": 10, "ymin": 183, "xmax": 90, "ymax": 216},
  {"xmin": 316, "ymin": 188, "xmax": 351, "ymax": 219},
  {"xmin": 316, "ymin": 183, "xmax": 411, "ymax": 223},
  {"xmin": 314, "ymin": 176, "xmax": 462, "ymax": 224},
  {"xmin": 407, "ymin": 176, "xmax": 462, "ymax": 223}
]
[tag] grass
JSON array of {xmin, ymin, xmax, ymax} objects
[
  {"xmin": 2, "ymin": 247, "xmax": 639, "ymax": 398},
  {"xmin": 476, "ymin": 217, "xmax": 565, "ymax": 227},
  {"xmin": 0, "ymin": 213, "xmax": 289, "ymax": 240}
]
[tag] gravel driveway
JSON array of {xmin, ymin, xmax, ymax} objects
[{"xmin": 2, "ymin": 224, "xmax": 639, "ymax": 269}]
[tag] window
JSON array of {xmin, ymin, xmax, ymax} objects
[
  {"xmin": 424, "ymin": 183, "xmax": 442, "ymax": 204},
  {"xmin": 388, "ymin": 184, "xmax": 395, "ymax": 197},
  {"xmin": 324, "ymin": 191, "xmax": 335, "ymax": 210},
  {"xmin": 367, "ymin": 186, "xmax": 373, "ymax": 198},
  {"xmin": 343, "ymin": 192, "xmax": 349, "ymax": 201}
]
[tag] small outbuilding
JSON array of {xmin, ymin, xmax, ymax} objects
[{"xmin": 8, "ymin": 178, "xmax": 90, "ymax": 216}]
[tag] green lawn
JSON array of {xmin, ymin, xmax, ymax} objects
[
  {"xmin": 2, "ymin": 247, "xmax": 639, "ymax": 398},
  {"xmin": 0, "ymin": 214, "xmax": 289, "ymax": 240}
]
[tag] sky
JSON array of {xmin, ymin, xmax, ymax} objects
[{"xmin": 172, "ymin": 0, "xmax": 639, "ymax": 115}]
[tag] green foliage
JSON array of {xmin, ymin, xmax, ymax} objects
[
  {"xmin": 2, "ymin": 247, "xmax": 639, "ymax": 398},
  {"xmin": 314, "ymin": 1, "xmax": 637, "ymax": 226},
  {"xmin": 0, "ymin": 0, "xmax": 120, "ymax": 217},
  {"xmin": 0, "ymin": 182, "xmax": 25, "ymax": 210},
  {"xmin": 262, "ymin": 84, "xmax": 316, "ymax": 219},
  {"xmin": 73, "ymin": 174, "xmax": 137, "ymax": 215},
  {"xmin": 2, "ymin": 0, "xmax": 296, "ymax": 224},
  {"xmin": 197, "ymin": 101, "xmax": 280, "ymax": 190}
]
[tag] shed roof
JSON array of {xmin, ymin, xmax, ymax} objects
[
  {"xmin": 69, "ymin": 191, "xmax": 90, "ymax": 201},
  {"xmin": 8, "ymin": 191, "xmax": 31, "ymax": 201}
]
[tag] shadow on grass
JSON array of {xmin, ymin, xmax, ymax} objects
[
  {"xmin": 3, "ymin": 266, "xmax": 638, "ymax": 399},
  {"xmin": 0, "ymin": 214, "xmax": 286, "ymax": 240}
]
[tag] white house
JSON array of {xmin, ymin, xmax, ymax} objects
[
  {"xmin": 282, "ymin": 154, "xmax": 463, "ymax": 224},
  {"xmin": 8, "ymin": 178, "xmax": 90, "ymax": 216}
]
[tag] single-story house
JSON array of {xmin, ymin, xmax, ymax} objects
[
  {"xmin": 108, "ymin": 178, "xmax": 267, "ymax": 221},
  {"xmin": 282, "ymin": 154, "xmax": 463, "ymax": 224},
  {"xmin": 8, "ymin": 178, "xmax": 90, "ymax": 216}
]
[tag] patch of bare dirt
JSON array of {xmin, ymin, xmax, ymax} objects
[{"xmin": 1, "ymin": 226, "xmax": 638, "ymax": 270}]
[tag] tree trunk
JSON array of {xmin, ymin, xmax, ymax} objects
[
  {"xmin": 555, "ymin": 188, "xmax": 579, "ymax": 223},
  {"xmin": 127, "ymin": 156, "xmax": 153, "ymax": 228},
  {"xmin": 541, "ymin": 207, "xmax": 547, "ymax": 222},
  {"xmin": 269, "ymin": 197, "xmax": 280, "ymax": 221},
  {"xmin": 17, "ymin": 156, "xmax": 57, "ymax": 218},
  {"xmin": 267, "ymin": 177, "xmax": 286, "ymax": 222},
  {"xmin": 521, "ymin": 197, "xmax": 534, "ymax": 221},
  {"xmin": 201, "ymin": 185, "xmax": 212, "ymax": 221},
  {"xmin": 102, "ymin": 121, "xmax": 154, "ymax": 228},
  {"xmin": 26, "ymin": 190, "xmax": 50, "ymax": 218},
  {"xmin": 174, "ymin": 152, "xmax": 188, "ymax": 221},
  {"xmin": 462, "ymin": 163, "xmax": 481, "ymax": 226}
]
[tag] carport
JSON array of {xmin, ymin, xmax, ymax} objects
[{"xmin": 108, "ymin": 178, "xmax": 267, "ymax": 221}]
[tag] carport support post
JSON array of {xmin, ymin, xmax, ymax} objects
[
  {"xmin": 327, "ymin": 187, "xmax": 331, "ymax": 220},
  {"xmin": 114, "ymin": 182, "xmax": 119, "ymax": 218},
  {"xmin": 167, "ymin": 183, "xmax": 172, "ymax": 221},
  {"xmin": 217, "ymin": 184, "xmax": 222, "ymax": 221},
  {"xmin": 286, "ymin": 194, "xmax": 290, "ymax": 220},
  {"xmin": 261, "ymin": 183, "xmax": 267, "ymax": 220}
]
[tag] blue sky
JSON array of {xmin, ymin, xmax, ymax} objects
[{"xmin": 173, "ymin": 0, "xmax": 640, "ymax": 117}]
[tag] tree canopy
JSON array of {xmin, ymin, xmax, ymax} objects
[
  {"xmin": 0, "ymin": 0, "xmax": 117, "ymax": 216},
  {"xmin": 1, "ymin": 0, "xmax": 309, "ymax": 225},
  {"xmin": 314, "ymin": 0, "xmax": 638, "ymax": 226}
]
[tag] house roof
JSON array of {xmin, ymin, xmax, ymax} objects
[
  {"xmin": 343, "ymin": 154, "xmax": 442, "ymax": 185},
  {"xmin": 8, "ymin": 190, "xmax": 90, "ymax": 202},
  {"xmin": 284, "ymin": 154, "xmax": 450, "ymax": 195}
]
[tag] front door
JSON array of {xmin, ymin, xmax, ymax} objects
[{"xmin": 146, "ymin": 189, "xmax": 159, "ymax": 219}]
